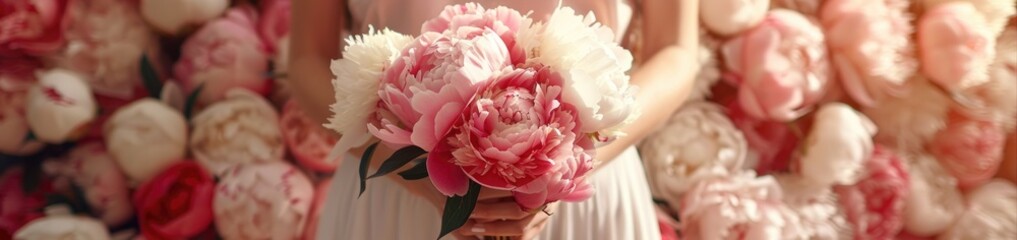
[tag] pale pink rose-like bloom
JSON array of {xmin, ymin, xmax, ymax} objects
[
  {"xmin": 834, "ymin": 145, "xmax": 910, "ymax": 240},
  {"xmin": 515, "ymin": 6, "xmax": 638, "ymax": 140},
  {"xmin": 432, "ymin": 67, "xmax": 594, "ymax": 207},
  {"xmin": 638, "ymin": 102, "xmax": 747, "ymax": 210},
  {"xmin": 191, "ymin": 89, "xmax": 284, "ymax": 175},
  {"xmin": 25, "ymin": 69, "xmax": 96, "ymax": 143},
  {"xmin": 280, "ymin": 100, "xmax": 340, "ymax": 173},
  {"xmin": 46, "ymin": 142, "xmax": 134, "ymax": 226},
  {"xmin": 722, "ymin": 9, "xmax": 833, "ymax": 121},
  {"xmin": 57, "ymin": 0, "xmax": 158, "ymax": 99},
  {"xmin": 901, "ymin": 154, "xmax": 964, "ymax": 237},
  {"xmin": 0, "ymin": 89, "xmax": 43, "ymax": 156},
  {"xmin": 422, "ymin": 3, "xmax": 526, "ymax": 64},
  {"xmin": 927, "ymin": 113, "xmax": 1005, "ymax": 189},
  {"xmin": 917, "ymin": 2, "xmax": 996, "ymax": 91},
  {"xmin": 0, "ymin": 0, "xmax": 71, "ymax": 56},
  {"xmin": 821, "ymin": 0, "xmax": 918, "ymax": 107},
  {"xmin": 958, "ymin": 25, "xmax": 1017, "ymax": 131},
  {"xmin": 257, "ymin": 0, "xmax": 290, "ymax": 54},
  {"xmin": 680, "ymin": 171, "xmax": 800, "ymax": 240},
  {"xmin": 774, "ymin": 174, "xmax": 853, "ymax": 240},
  {"xmin": 863, "ymin": 78, "xmax": 951, "ymax": 152},
  {"xmin": 938, "ymin": 180, "xmax": 1017, "ymax": 240},
  {"xmin": 104, "ymin": 99, "xmax": 187, "ymax": 184},
  {"xmin": 726, "ymin": 100, "xmax": 800, "ymax": 174},
  {"xmin": 140, "ymin": 0, "xmax": 229, "ymax": 35},
  {"xmin": 372, "ymin": 30, "xmax": 511, "ymax": 151},
  {"xmin": 798, "ymin": 103, "xmax": 876, "ymax": 187},
  {"xmin": 174, "ymin": 7, "xmax": 271, "ymax": 105},
  {"xmin": 919, "ymin": 0, "xmax": 1016, "ymax": 36},
  {"xmin": 214, "ymin": 162, "xmax": 314, "ymax": 240},
  {"xmin": 699, "ymin": 0, "xmax": 769, "ymax": 36},
  {"xmin": 14, "ymin": 213, "xmax": 110, "ymax": 240}
]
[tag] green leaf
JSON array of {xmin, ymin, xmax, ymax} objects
[
  {"xmin": 358, "ymin": 142, "xmax": 379, "ymax": 197},
  {"xmin": 438, "ymin": 181, "xmax": 481, "ymax": 240},
  {"xmin": 69, "ymin": 182, "xmax": 93, "ymax": 214},
  {"xmin": 20, "ymin": 158, "xmax": 42, "ymax": 195},
  {"xmin": 398, "ymin": 158, "xmax": 429, "ymax": 180},
  {"xmin": 22, "ymin": 131, "xmax": 35, "ymax": 143},
  {"xmin": 183, "ymin": 83, "xmax": 205, "ymax": 119},
  {"xmin": 139, "ymin": 54, "xmax": 163, "ymax": 99},
  {"xmin": 367, "ymin": 146, "xmax": 425, "ymax": 179}
]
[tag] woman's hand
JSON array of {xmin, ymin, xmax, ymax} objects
[{"xmin": 456, "ymin": 190, "xmax": 558, "ymax": 240}]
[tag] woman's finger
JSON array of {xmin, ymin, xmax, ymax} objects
[
  {"xmin": 520, "ymin": 219, "xmax": 550, "ymax": 240},
  {"xmin": 471, "ymin": 202, "xmax": 529, "ymax": 220}
]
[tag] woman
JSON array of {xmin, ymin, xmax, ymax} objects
[{"xmin": 289, "ymin": 0, "xmax": 701, "ymax": 239}]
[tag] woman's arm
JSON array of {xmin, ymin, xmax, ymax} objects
[{"xmin": 595, "ymin": 0, "xmax": 701, "ymax": 163}]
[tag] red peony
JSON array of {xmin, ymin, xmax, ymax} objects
[
  {"xmin": 132, "ymin": 161, "xmax": 215, "ymax": 240},
  {"xmin": 0, "ymin": 0, "xmax": 71, "ymax": 56}
]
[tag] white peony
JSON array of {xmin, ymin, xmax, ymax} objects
[
  {"xmin": 140, "ymin": 0, "xmax": 229, "ymax": 35},
  {"xmin": 326, "ymin": 27, "xmax": 413, "ymax": 156},
  {"xmin": 799, "ymin": 103, "xmax": 876, "ymax": 187},
  {"xmin": 516, "ymin": 6, "xmax": 638, "ymax": 140},
  {"xmin": 700, "ymin": 0, "xmax": 770, "ymax": 36},
  {"xmin": 774, "ymin": 174, "xmax": 854, "ymax": 240},
  {"xmin": 938, "ymin": 180, "xmax": 1017, "ymax": 240},
  {"xmin": 25, "ymin": 69, "xmax": 96, "ymax": 143},
  {"xmin": 192, "ymin": 89, "xmax": 285, "ymax": 175},
  {"xmin": 902, "ymin": 153, "xmax": 964, "ymax": 236},
  {"xmin": 14, "ymin": 207, "xmax": 110, "ymax": 240},
  {"xmin": 638, "ymin": 101, "xmax": 747, "ymax": 210},
  {"xmin": 104, "ymin": 99, "xmax": 187, "ymax": 184}
]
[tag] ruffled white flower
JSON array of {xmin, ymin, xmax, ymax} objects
[
  {"xmin": 938, "ymin": 180, "xmax": 1017, "ymax": 240},
  {"xmin": 862, "ymin": 78, "xmax": 951, "ymax": 152},
  {"xmin": 775, "ymin": 174, "xmax": 854, "ymax": 240},
  {"xmin": 192, "ymin": 89, "xmax": 284, "ymax": 175},
  {"xmin": 58, "ymin": 0, "xmax": 159, "ymax": 99},
  {"xmin": 902, "ymin": 153, "xmax": 965, "ymax": 236},
  {"xmin": 26, "ymin": 69, "xmax": 96, "ymax": 143},
  {"xmin": 800, "ymin": 103, "xmax": 876, "ymax": 187},
  {"xmin": 919, "ymin": 0, "xmax": 1016, "ymax": 36},
  {"xmin": 638, "ymin": 102, "xmax": 747, "ymax": 209},
  {"xmin": 326, "ymin": 27, "xmax": 413, "ymax": 156},
  {"xmin": 688, "ymin": 31, "xmax": 723, "ymax": 101},
  {"xmin": 105, "ymin": 99, "xmax": 187, "ymax": 184},
  {"xmin": 140, "ymin": 0, "xmax": 229, "ymax": 35},
  {"xmin": 516, "ymin": 6, "xmax": 638, "ymax": 139}
]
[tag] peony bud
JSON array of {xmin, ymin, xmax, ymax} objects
[
  {"xmin": 25, "ymin": 69, "xmax": 96, "ymax": 143},
  {"xmin": 798, "ymin": 103, "xmax": 876, "ymax": 187},
  {"xmin": 140, "ymin": 0, "xmax": 229, "ymax": 35},
  {"xmin": 174, "ymin": 7, "xmax": 271, "ymax": 105},
  {"xmin": 104, "ymin": 99, "xmax": 187, "ymax": 184},
  {"xmin": 700, "ymin": 0, "xmax": 769, "ymax": 36}
]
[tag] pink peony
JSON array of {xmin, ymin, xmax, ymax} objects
[
  {"xmin": 0, "ymin": 0, "xmax": 70, "ymax": 56},
  {"xmin": 835, "ymin": 145, "xmax": 910, "ymax": 240},
  {"xmin": 917, "ymin": 2, "xmax": 996, "ymax": 91},
  {"xmin": 174, "ymin": 7, "xmax": 271, "ymax": 105},
  {"xmin": 371, "ymin": 29, "xmax": 510, "ymax": 151},
  {"xmin": 257, "ymin": 0, "xmax": 290, "ymax": 54},
  {"xmin": 133, "ymin": 161, "xmax": 215, "ymax": 240},
  {"xmin": 0, "ymin": 168, "xmax": 53, "ymax": 238},
  {"xmin": 214, "ymin": 162, "xmax": 314, "ymax": 240},
  {"xmin": 280, "ymin": 100, "xmax": 340, "ymax": 173},
  {"xmin": 429, "ymin": 67, "xmax": 594, "ymax": 209},
  {"xmin": 821, "ymin": 0, "xmax": 918, "ymax": 107},
  {"xmin": 699, "ymin": 0, "xmax": 769, "ymax": 36},
  {"xmin": 927, "ymin": 112, "xmax": 1005, "ymax": 189},
  {"xmin": 50, "ymin": 142, "xmax": 134, "ymax": 226},
  {"xmin": 680, "ymin": 171, "xmax": 799, "ymax": 240},
  {"xmin": 726, "ymin": 100, "xmax": 800, "ymax": 175},
  {"xmin": 421, "ymin": 3, "xmax": 525, "ymax": 65},
  {"xmin": 722, "ymin": 9, "xmax": 833, "ymax": 121}
]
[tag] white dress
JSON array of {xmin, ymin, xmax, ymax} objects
[{"xmin": 317, "ymin": 1, "xmax": 660, "ymax": 239}]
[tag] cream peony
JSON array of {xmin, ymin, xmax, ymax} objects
[
  {"xmin": 638, "ymin": 102, "xmax": 747, "ymax": 210},
  {"xmin": 700, "ymin": 0, "xmax": 769, "ymax": 36},
  {"xmin": 326, "ymin": 27, "xmax": 413, "ymax": 156},
  {"xmin": 774, "ymin": 174, "xmax": 853, "ymax": 240},
  {"xmin": 14, "ymin": 208, "xmax": 110, "ymax": 240},
  {"xmin": 104, "ymin": 99, "xmax": 187, "ymax": 184},
  {"xmin": 25, "ymin": 69, "xmax": 96, "ymax": 143},
  {"xmin": 938, "ymin": 180, "xmax": 1017, "ymax": 240},
  {"xmin": 140, "ymin": 0, "xmax": 229, "ymax": 35},
  {"xmin": 799, "ymin": 103, "xmax": 876, "ymax": 187},
  {"xmin": 191, "ymin": 89, "xmax": 284, "ymax": 175},
  {"xmin": 902, "ymin": 154, "xmax": 964, "ymax": 237},
  {"xmin": 58, "ymin": 0, "xmax": 159, "ymax": 99},
  {"xmin": 214, "ymin": 162, "xmax": 314, "ymax": 240},
  {"xmin": 516, "ymin": 6, "xmax": 638, "ymax": 140}
]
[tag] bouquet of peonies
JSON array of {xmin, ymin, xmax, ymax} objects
[
  {"xmin": 640, "ymin": 0, "xmax": 1017, "ymax": 239},
  {"xmin": 325, "ymin": 2, "xmax": 638, "ymax": 237},
  {"xmin": 0, "ymin": 0, "xmax": 338, "ymax": 239}
]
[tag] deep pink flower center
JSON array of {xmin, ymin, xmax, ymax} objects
[{"xmin": 492, "ymin": 88, "xmax": 536, "ymax": 126}]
